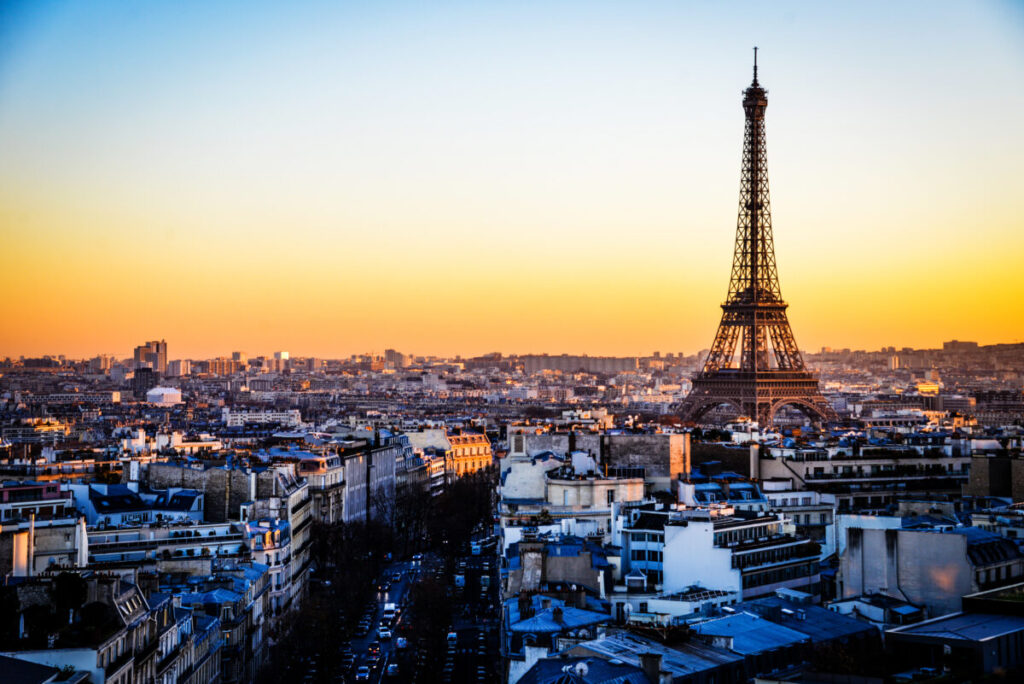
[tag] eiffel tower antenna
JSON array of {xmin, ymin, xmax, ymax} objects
[{"xmin": 676, "ymin": 53, "xmax": 836, "ymax": 428}]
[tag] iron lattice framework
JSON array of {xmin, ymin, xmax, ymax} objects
[{"xmin": 678, "ymin": 51, "xmax": 837, "ymax": 427}]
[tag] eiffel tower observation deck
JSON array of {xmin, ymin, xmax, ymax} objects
[{"xmin": 678, "ymin": 50, "xmax": 837, "ymax": 428}]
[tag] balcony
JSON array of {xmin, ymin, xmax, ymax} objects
[
  {"xmin": 730, "ymin": 538, "xmax": 820, "ymax": 570},
  {"xmin": 104, "ymin": 651, "xmax": 133, "ymax": 679},
  {"xmin": 156, "ymin": 648, "xmax": 182, "ymax": 675},
  {"xmin": 88, "ymin": 532, "xmax": 243, "ymax": 554},
  {"xmin": 780, "ymin": 449, "xmax": 961, "ymax": 462},
  {"xmin": 802, "ymin": 470, "xmax": 967, "ymax": 483}
]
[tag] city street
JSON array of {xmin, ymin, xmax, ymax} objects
[
  {"xmin": 343, "ymin": 557, "xmax": 427, "ymax": 683},
  {"xmin": 325, "ymin": 540, "xmax": 501, "ymax": 683}
]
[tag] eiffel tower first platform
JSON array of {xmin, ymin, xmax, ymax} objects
[{"xmin": 677, "ymin": 50, "xmax": 837, "ymax": 428}]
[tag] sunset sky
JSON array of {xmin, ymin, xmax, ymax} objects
[{"xmin": 1, "ymin": 1, "xmax": 1023, "ymax": 360}]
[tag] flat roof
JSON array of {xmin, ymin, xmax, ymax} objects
[
  {"xmin": 693, "ymin": 612, "xmax": 809, "ymax": 654},
  {"xmin": 569, "ymin": 630, "xmax": 743, "ymax": 675},
  {"xmin": 890, "ymin": 612, "xmax": 1024, "ymax": 642}
]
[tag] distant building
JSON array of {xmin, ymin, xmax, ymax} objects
[
  {"xmin": 384, "ymin": 348, "xmax": 408, "ymax": 368},
  {"xmin": 89, "ymin": 354, "xmax": 114, "ymax": 372},
  {"xmin": 407, "ymin": 429, "xmax": 493, "ymax": 480},
  {"xmin": 943, "ymin": 340, "xmax": 979, "ymax": 353},
  {"xmin": 519, "ymin": 430, "xmax": 691, "ymax": 491},
  {"xmin": 66, "ymin": 483, "xmax": 204, "ymax": 526},
  {"xmin": 519, "ymin": 354, "xmax": 639, "ymax": 375},
  {"xmin": 166, "ymin": 359, "xmax": 190, "ymax": 376},
  {"xmin": 448, "ymin": 432, "xmax": 493, "ymax": 478},
  {"xmin": 145, "ymin": 386, "xmax": 182, "ymax": 406},
  {"xmin": 39, "ymin": 391, "xmax": 121, "ymax": 405},
  {"xmin": 222, "ymin": 407, "xmax": 303, "ymax": 427},
  {"xmin": 292, "ymin": 452, "xmax": 346, "ymax": 524},
  {"xmin": 271, "ymin": 351, "xmax": 289, "ymax": 372},
  {"xmin": 132, "ymin": 367, "xmax": 158, "ymax": 400},
  {"xmin": 133, "ymin": 339, "xmax": 167, "ymax": 373},
  {"xmin": 0, "ymin": 480, "xmax": 75, "ymax": 522}
]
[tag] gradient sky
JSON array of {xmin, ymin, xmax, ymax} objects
[{"xmin": 1, "ymin": 1, "xmax": 1023, "ymax": 360}]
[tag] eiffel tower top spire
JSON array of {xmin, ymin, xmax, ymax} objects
[{"xmin": 753, "ymin": 46, "xmax": 759, "ymax": 86}]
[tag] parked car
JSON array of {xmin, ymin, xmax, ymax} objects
[{"xmin": 354, "ymin": 666, "xmax": 370, "ymax": 681}]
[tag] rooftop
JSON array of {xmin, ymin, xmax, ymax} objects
[
  {"xmin": 738, "ymin": 596, "xmax": 879, "ymax": 643},
  {"xmin": 509, "ymin": 605, "xmax": 610, "ymax": 634},
  {"xmin": 890, "ymin": 612, "xmax": 1024, "ymax": 642},
  {"xmin": 693, "ymin": 612, "xmax": 809, "ymax": 654},
  {"xmin": 517, "ymin": 656, "xmax": 648, "ymax": 684},
  {"xmin": 570, "ymin": 630, "xmax": 743, "ymax": 676}
]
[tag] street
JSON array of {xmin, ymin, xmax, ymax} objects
[
  {"xmin": 343, "ymin": 557, "xmax": 424, "ymax": 683},
  {"xmin": 329, "ymin": 543, "xmax": 500, "ymax": 683}
]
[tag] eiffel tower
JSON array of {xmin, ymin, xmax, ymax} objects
[{"xmin": 678, "ymin": 50, "xmax": 836, "ymax": 428}]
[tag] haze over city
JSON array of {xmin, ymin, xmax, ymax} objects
[{"xmin": 2, "ymin": 1, "xmax": 1023, "ymax": 359}]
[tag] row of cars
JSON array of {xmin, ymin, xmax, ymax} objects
[{"xmin": 347, "ymin": 638, "xmax": 402, "ymax": 680}]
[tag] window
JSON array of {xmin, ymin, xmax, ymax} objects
[{"xmin": 607, "ymin": 490, "xmax": 615, "ymax": 504}]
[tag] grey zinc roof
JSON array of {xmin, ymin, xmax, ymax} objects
[
  {"xmin": 693, "ymin": 612, "xmax": 809, "ymax": 654},
  {"xmin": 509, "ymin": 606, "xmax": 610, "ymax": 634},
  {"xmin": 178, "ymin": 588, "xmax": 241, "ymax": 606},
  {"xmin": 739, "ymin": 596, "xmax": 878, "ymax": 643},
  {"xmin": 517, "ymin": 656, "xmax": 648, "ymax": 684},
  {"xmin": 90, "ymin": 485, "xmax": 148, "ymax": 512},
  {"xmin": 569, "ymin": 630, "xmax": 743, "ymax": 675},
  {"xmin": 890, "ymin": 612, "xmax": 1024, "ymax": 642}
]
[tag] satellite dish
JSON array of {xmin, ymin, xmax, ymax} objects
[{"xmin": 575, "ymin": 662, "xmax": 589, "ymax": 676}]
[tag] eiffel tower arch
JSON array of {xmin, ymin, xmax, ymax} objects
[{"xmin": 678, "ymin": 50, "xmax": 837, "ymax": 428}]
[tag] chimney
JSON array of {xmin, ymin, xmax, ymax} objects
[
  {"xmin": 519, "ymin": 594, "xmax": 534, "ymax": 618},
  {"xmin": 639, "ymin": 652, "xmax": 662, "ymax": 684},
  {"xmin": 749, "ymin": 443, "xmax": 760, "ymax": 480},
  {"xmin": 541, "ymin": 598, "xmax": 551, "ymax": 610},
  {"xmin": 552, "ymin": 606, "xmax": 564, "ymax": 625}
]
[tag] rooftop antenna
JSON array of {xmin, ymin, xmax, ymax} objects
[{"xmin": 753, "ymin": 46, "xmax": 759, "ymax": 85}]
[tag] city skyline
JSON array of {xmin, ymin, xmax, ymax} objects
[
  {"xmin": 2, "ymin": 1, "xmax": 1023, "ymax": 359},
  {"xmin": 8, "ymin": 336, "xmax": 1021, "ymax": 364}
]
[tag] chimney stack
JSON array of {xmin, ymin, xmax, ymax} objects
[{"xmin": 639, "ymin": 652, "xmax": 662, "ymax": 684}]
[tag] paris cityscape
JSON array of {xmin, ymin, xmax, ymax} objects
[{"xmin": 2, "ymin": 2, "xmax": 1024, "ymax": 684}]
